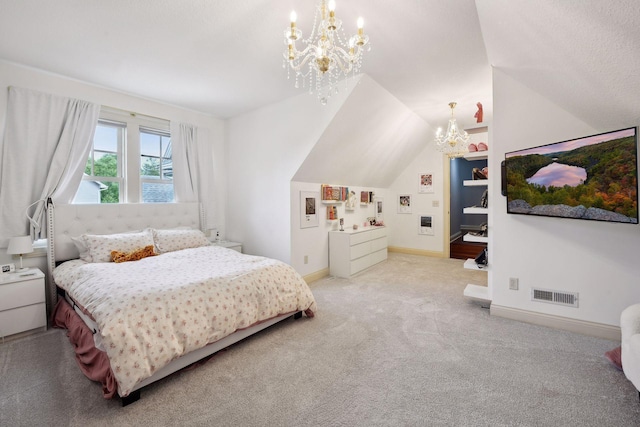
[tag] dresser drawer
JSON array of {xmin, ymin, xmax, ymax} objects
[
  {"xmin": 370, "ymin": 236, "xmax": 387, "ymax": 253},
  {"xmin": 0, "ymin": 304, "xmax": 47, "ymax": 336},
  {"xmin": 0, "ymin": 279, "xmax": 45, "ymax": 311},
  {"xmin": 350, "ymin": 241, "xmax": 372, "ymax": 260}
]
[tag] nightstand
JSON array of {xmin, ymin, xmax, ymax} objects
[
  {"xmin": 0, "ymin": 268, "xmax": 46, "ymax": 338},
  {"xmin": 213, "ymin": 240, "xmax": 242, "ymax": 253}
]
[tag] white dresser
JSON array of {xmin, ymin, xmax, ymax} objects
[
  {"xmin": 329, "ymin": 226, "xmax": 387, "ymax": 278},
  {"xmin": 0, "ymin": 268, "xmax": 46, "ymax": 338}
]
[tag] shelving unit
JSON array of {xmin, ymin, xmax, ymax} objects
[{"xmin": 462, "ymin": 141, "xmax": 490, "ymax": 304}]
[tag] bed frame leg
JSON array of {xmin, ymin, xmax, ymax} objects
[
  {"xmin": 294, "ymin": 311, "xmax": 302, "ymax": 320},
  {"xmin": 121, "ymin": 389, "xmax": 141, "ymax": 407}
]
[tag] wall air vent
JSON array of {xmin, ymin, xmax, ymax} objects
[{"xmin": 531, "ymin": 288, "xmax": 579, "ymax": 308}]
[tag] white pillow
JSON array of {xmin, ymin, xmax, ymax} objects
[
  {"xmin": 80, "ymin": 229, "xmax": 155, "ymax": 263},
  {"xmin": 71, "ymin": 236, "xmax": 90, "ymax": 261},
  {"xmin": 152, "ymin": 228, "xmax": 210, "ymax": 254}
]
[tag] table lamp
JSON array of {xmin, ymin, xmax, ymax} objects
[{"xmin": 7, "ymin": 235, "xmax": 33, "ymax": 272}]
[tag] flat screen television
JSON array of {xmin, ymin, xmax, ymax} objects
[{"xmin": 504, "ymin": 127, "xmax": 638, "ymax": 224}]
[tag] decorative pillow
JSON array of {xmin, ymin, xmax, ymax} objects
[
  {"xmin": 152, "ymin": 228, "xmax": 210, "ymax": 254},
  {"xmin": 81, "ymin": 229, "xmax": 155, "ymax": 263},
  {"xmin": 111, "ymin": 245, "xmax": 157, "ymax": 263}
]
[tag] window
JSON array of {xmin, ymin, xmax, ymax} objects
[
  {"xmin": 74, "ymin": 109, "xmax": 173, "ymax": 204},
  {"xmin": 140, "ymin": 127, "xmax": 174, "ymax": 203}
]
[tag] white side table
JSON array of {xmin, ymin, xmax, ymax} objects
[
  {"xmin": 213, "ymin": 241, "xmax": 242, "ymax": 253},
  {"xmin": 0, "ymin": 268, "xmax": 46, "ymax": 338}
]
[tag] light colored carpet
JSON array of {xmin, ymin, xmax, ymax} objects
[{"xmin": 1, "ymin": 253, "xmax": 639, "ymax": 426}]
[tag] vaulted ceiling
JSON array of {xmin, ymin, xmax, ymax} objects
[{"xmin": 0, "ymin": 1, "xmax": 638, "ymax": 131}]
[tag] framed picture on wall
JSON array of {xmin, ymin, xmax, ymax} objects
[
  {"xmin": 418, "ymin": 172, "xmax": 434, "ymax": 194},
  {"xmin": 398, "ymin": 194, "xmax": 411, "ymax": 214},
  {"xmin": 375, "ymin": 197, "xmax": 384, "ymax": 222},
  {"xmin": 418, "ymin": 214, "xmax": 434, "ymax": 235},
  {"xmin": 300, "ymin": 191, "xmax": 319, "ymax": 228}
]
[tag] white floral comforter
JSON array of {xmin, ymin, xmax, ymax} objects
[{"xmin": 53, "ymin": 245, "xmax": 317, "ymax": 397}]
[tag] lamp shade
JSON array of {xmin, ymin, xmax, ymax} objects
[{"xmin": 7, "ymin": 235, "xmax": 34, "ymax": 255}]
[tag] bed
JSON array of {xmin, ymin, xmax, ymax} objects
[{"xmin": 46, "ymin": 202, "xmax": 317, "ymax": 405}]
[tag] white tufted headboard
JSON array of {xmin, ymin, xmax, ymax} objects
[{"xmin": 45, "ymin": 202, "xmax": 203, "ymax": 312}]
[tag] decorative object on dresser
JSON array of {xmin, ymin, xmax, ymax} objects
[
  {"xmin": 6, "ymin": 236, "xmax": 34, "ymax": 271},
  {"xmin": 0, "ymin": 268, "xmax": 46, "ymax": 338}
]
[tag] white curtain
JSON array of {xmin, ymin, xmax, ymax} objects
[
  {"xmin": 0, "ymin": 87, "xmax": 100, "ymax": 245},
  {"xmin": 172, "ymin": 122, "xmax": 200, "ymax": 203}
]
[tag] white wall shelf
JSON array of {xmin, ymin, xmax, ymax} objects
[
  {"xmin": 464, "ymin": 151, "xmax": 488, "ymax": 161},
  {"xmin": 463, "ymin": 258, "xmax": 489, "ymax": 271},
  {"xmin": 463, "ymin": 179, "xmax": 488, "ymax": 187},
  {"xmin": 463, "ymin": 284, "xmax": 490, "ymax": 302},
  {"xmin": 463, "ymin": 207, "xmax": 488, "ymax": 215},
  {"xmin": 463, "ymin": 233, "xmax": 488, "ymax": 243}
]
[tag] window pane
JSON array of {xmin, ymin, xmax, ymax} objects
[
  {"xmin": 141, "ymin": 156, "xmax": 160, "ymax": 178},
  {"xmin": 163, "ymin": 162, "xmax": 173, "ymax": 180},
  {"xmin": 94, "ymin": 124, "xmax": 118, "ymax": 153},
  {"xmin": 94, "ymin": 153, "xmax": 118, "ymax": 177},
  {"xmin": 73, "ymin": 180, "xmax": 119, "ymax": 204},
  {"xmin": 100, "ymin": 182, "xmax": 120, "ymax": 203},
  {"xmin": 140, "ymin": 132, "xmax": 160, "ymax": 157},
  {"xmin": 142, "ymin": 182, "xmax": 174, "ymax": 203}
]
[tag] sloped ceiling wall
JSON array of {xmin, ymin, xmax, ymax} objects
[
  {"xmin": 476, "ymin": 0, "xmax": 640, "ymax": 129},
  {"xmin": 292, "ymin": 74, "xmax": 432, "ymax": 187}
]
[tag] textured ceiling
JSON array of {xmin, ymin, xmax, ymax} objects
[
  {"xmin": 0, "ymin": 1, "xmax": 638, "ymax": 130},
  {"xmin": 476, "ymin": 0, "xmax": 640, "ymax": 129},
  {"xmin": 0, "ymin": 0, "xmax": 491, "ymax": 129}
]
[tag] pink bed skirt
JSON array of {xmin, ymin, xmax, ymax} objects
[
  {"xmin": 52, "ymin": 298, "xmax": 314, "ymax": 399},
  {"xmin": 52, "ymin": 298, "xmax": 118, "ymax": 398}
]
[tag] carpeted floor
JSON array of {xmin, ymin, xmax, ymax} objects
[{"xmin": 1, "ymin": 253, "xmax": 639, "ymax": 426}]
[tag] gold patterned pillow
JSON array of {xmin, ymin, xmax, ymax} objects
[{"xmin": 111, "ymin": 245, "xmax": 157, "ymax": 263}]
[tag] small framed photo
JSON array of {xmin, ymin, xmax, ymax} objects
[
  {"xmin": 418, "ymin": 214, "xmax": 434, "ymax": 235},
  {"xmin": 418, "ymin": 172, "xmax": 434, "ymax": 194},
  {"xmin": 300, "ymin": 191, "xmax": 319, "ymax": 229},
  {"xmin": 375, "ymin": 197, "xmax": 384, "ymax": 222},
  {"xmin": 398, "ymin": 194, "xmax": 411, "ymax": 214}
]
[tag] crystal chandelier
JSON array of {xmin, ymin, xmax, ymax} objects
[
  {"xmin": 434, "ymin": 102, "xmax": 470, "ymax": 158},
  {"xmin": 283, "ymin": 0, "xmax": 370, "ymax": 105}
]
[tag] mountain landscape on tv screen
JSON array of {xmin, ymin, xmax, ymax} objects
[{"xmin": 506, "ymin": 134, "xmax": 638, "ymax": 223}]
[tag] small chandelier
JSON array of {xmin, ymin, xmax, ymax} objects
[
  {"xmin": 283, "ymin": 0, "xmax": 370, "ymax": 105},
  {"xmin": 434, "ymin": 102, "xmax": 470, "ymax": 158}
]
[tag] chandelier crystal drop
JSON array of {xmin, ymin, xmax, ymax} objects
[
  {"xmin": 283, "ymin": 0, "xmax": 370, "ymax": 105},
  {"xmin": 434, "ymin": 102, "xmax": 470, "ymax": 158}
]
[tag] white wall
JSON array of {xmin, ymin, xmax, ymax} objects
[
  {"xmin": 225, "ymin": 82, "xmax": 351, "ymax": 263},
  {"xmin": 0, "ymin": 61, "xmax": 225, "ymax": 265},
  {"xmin": 491, "ymin": 69, "xmax": 640, "ymax": 327},
  {"xmin": 385, "ymin": 143, "xmax": 446, "ymax": 254},
  {"xmin": 290, "ymin": 181, "xmax": 385, "ymax": 275}
]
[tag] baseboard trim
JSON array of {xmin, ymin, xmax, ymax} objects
[
  {"xmin": 490, "ymin": 304, "xmax": 621, "ymax": 341},
  {"xmin": 303, "ymin": 268, "xmax": 329, "ymax": 285},
  {"xmin": 387, "ymin": 246, "xmax": 446, "ymax": 258}
]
